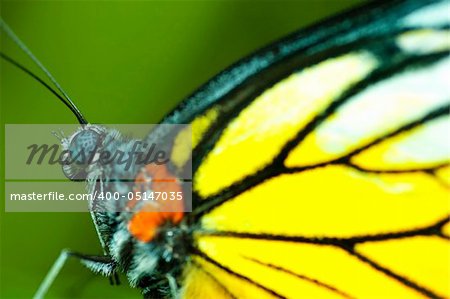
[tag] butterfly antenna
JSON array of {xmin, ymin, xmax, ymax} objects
[{"xmin": 0, "ymin": 18, "xmax": 88, "ymax": 124}]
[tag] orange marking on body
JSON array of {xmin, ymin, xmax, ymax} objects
[
  {"xmin": 153, "ymin": 179, "xmax": 177, "ymax": 183},
  {"xmin": 128, "ymin": 164, "xmax": 184, "ymax": 243}
]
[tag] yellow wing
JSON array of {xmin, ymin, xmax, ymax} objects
[{"xmin": 166, "ymin": 5, "xmax": 450, "ymax": 299}]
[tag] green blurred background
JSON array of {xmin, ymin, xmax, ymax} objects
[{"xmin": 1, "ymin": 1, "xmax": 360, "ymax": 298}]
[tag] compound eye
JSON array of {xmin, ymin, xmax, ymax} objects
[
  {"xmin": 63, "ymin": 129, "xmax": 102, "ymax": 180},
  {"xmin": 69, "ymin": 130, "xmax": 101, "ymax": 164}
]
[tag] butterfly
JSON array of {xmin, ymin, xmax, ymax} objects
[{"xmin": 1, "ymin": 0, "xmax": 449, "ymax": 298}]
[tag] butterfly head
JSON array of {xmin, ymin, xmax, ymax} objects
[{"xmin": 60, "ymin": 124, "xmax": 107, "ymax": 180}]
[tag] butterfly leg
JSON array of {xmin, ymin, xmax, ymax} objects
[
  {"xmin": 33, "ymin": 249, "xmax": 116, "ymax": 299},
  {"xmin": 166, "ymin": 273, "xmax": 179, "ymax": 299}
]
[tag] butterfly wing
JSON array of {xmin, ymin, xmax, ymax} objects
[{"xmin": 160, "ymin": 1, "xmax": 449, "ymax": 298}]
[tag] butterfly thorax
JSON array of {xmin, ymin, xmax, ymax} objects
[{"xmin": 60, "ymin": 125, "xmax": 192, "ymax": 296}]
